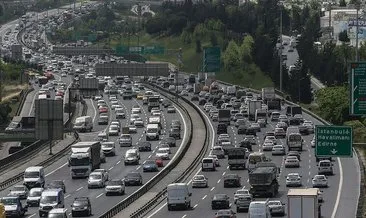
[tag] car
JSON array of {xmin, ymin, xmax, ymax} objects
[
  {"xmin": 138, "ymin": 141, "xmax": 152, "ymax": 152},
  {"xmin": 234, "ymin": 189, "xmax": 251, "ymax": 203},
  {"xmin": 101, "ymin": 142, "xmax": 116, "ymax": 156},
  {"xmin": 265, "ymin": 135, "xmax": 277, "ymax": 144},
  {"xmin": 244, "ymin": 135, "xmax": 256, "ymax": 145},
  {"xmin": 208, "ymin": 154, "xmax": 220, "ymax": 167},
  {"xmin": 167, "ymin": 106, "xmax": 176, "ymax": 113},
  {"xmin": 93, "ymin": 169, "xmax": 109, "ymax": 181},
  {"xmin": 99, "ymin": 106, "xmax": 108, "ymax": 114},
  {"xmin": 262, "ymin": 140, "xmax": 274, "ymax": 151},
  {"xmin": 108, "ymin": 125, "xmax": 119, "ymax": 136},
  {"xmin": 285, "ymin": 156, "xmax": 300, "ymax": 168},
  {"xmin": 155, "ymin": 148, "xmax": 170, "ymax": 160},
  {"xmin": 211, "ymin": 194, "xmax": 230, "ymax": 210},
  {"xmin": 287, "ymin": 151, "xmax": 301, "ymax": 161},
  {"xmin": 119, "ymin": 134, "xmax": 132, "ymax": 147},
  {"xmin": 236, "ymin": 195, "xmax": 252, "ymax": 213},
  {"xmin": 298, "ymin": 125, "xmax": 309, "ymax": 135},
  {"xmin": 223, "ymin": 174, "xmax": 241, "ymax": 188},
  {"xmin": 61, "ymin": 72, "xmax": 67, "ymax": 77},
  {"xmin": 250, "ymin": 123, "xmax": 261, "ymax": 132},
  {"xmin": 71, "ymin": 197, "xmax": 92, "ymax": 216},
  {"xmin": 47, "ymin": 180, "xmax": 66, "ymax": 193},
  {"xmin": 276, "ymin": 121, "xmax": 288, "ymax": 131},
  {"xmin": 162, "ymin": 137, "xmax": 176, "ymax": 147},
  {"xmin": 191, "ymin": 95, "xmax": 199, "ymax": 101},
  {"xmin": 128, "ymin": 124, "xmax": 137, "ymax": 133},
  {"xmin": 116, "ymin": 109, "xmax": 126, "ymax": 119},
  {"xmin": 169, "ymin": 127, "xmax": 181, "ymax": 139},
  {"xmin": 235, "ymin": 119, "xmax": 247, "ymax": 128},
  {"xmin": 211, "ymin": 146, "xmax": 225, "ymax": 159},
  {"xmin": 87, "ymin": 171, "xmax": 107, "ymax": 189},
  {"xmin": 192, "ymin": 175, "xmax": 208, "ymax": 188},
  {"xmin": 155, "ymin": 156, "xmax": 164, "ymax": 167},
  {"xmin": 134, "ymin": 118, "xmax": 144, "ymax": 127},
  {"xmin": 162, "ymin": 99, "xmax": 172, "ymax": 107},
  {"xmin": 124, "ymin": 148, "xmax": 140, "ymax": 165},
  {"xmin": 143, "ymin": 160, "xmax": 159, "ymax": 172},
  {"xmin": 311, "ymin": 137, "xmax": 315, "ymax": 148},
  {"xmin": 286, "ymin": 173, "xmax": 302, "ymax": 187},
  {"xmin": 272, "ymin": 145, "xmax": 286, "ymax": 155},
  {"xmin": 214, "ymin": 209, "xmax": 237, "ymax": 217},
  {"xmin": 105, "ymin": 179, "xmax": 125, "ymax": 196},
  {"xmin": 124, "ymin": 172, "xmax": 143, "ymax": 186},
  {"xmin": 274, "ymin": 128, "xmax": 286, "ymax": 138},
  {"xmin": 267, "ymin": 200, "xmax": 285, "ymax": 216},
  {"xmin": 312, "ymin": 175, "xmax": 328, "ymax": 188},
  {"xmin": 237, "ymin": 125, "xmax": 247, "ymax": 135},
  {"xmin": 159, "ymin": 143, "xmax": 171, "ymax": 153},
  {"xmin": 0, "ymin": 196, "xmax": 28, "ymax": 217},
  {"xmin": 26, "ymin": 188, "xmax": 44, "ymax": 207},
  {"xmin": 8, "ymin": 185, "xmax": 29, "ymax": 199}
]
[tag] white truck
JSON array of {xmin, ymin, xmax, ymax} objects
[
  {"xmin": 261, "ymin": 87, "xmax": 275, "ymax": 103},
  {"xmin": 167, "ymin": 183, "xmax": 192, "ymax": 211},
  {"xmin": 73, "ymin": 116, "xmax": 93, "ymax": 132},
  {"xmin": 148, "ymin": 116, "xmax": 162, "ymax": 130},
  {"xmin": 255, "ymin": 108, "xmax": 268, "ymax": 123},
  {"xmin": 248, "ymin": 100, "xmax": 262, "ymax": 121},
  {"xmin": 145, "ymin": 124, "xmax": 160, "ymax": 141},
  {"xmin": 69, "ymin": 141, "xmax": 101, "ymax": 179},
  {"xmin": 148, "ymin": 95, "xmax": 160, "ymax": 112},
  {"xmin": 286, "ymin": 127, "xmax": 303, "ymax": 151},
  {"xmin": 227, "ymin": 147, "xmax": 246, "ymax": 170},
  {"xmin": 287, "ymin": 188, "xmax": 321, "ymax": 218}
]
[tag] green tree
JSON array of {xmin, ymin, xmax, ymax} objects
[
  {"xmin": 210, "ymin": 32, "xmax": 218, "ymax": 46},
  {"xmin": 338, "ymin": 30, "xmax": 350, "ymax": 43},
  {"xmin": 222, "ymin": 40, "xmax": 240, "ymax": 70},
  {"xmin": 195, "ymin": 39, "xmax": 202, "ymax": 53},
  {"xmin": 339, "ymin": 0, "xmax": 346, "ymax": 7},
  {"xmin": 239, "ymin": 35, "xmax": 254, "ymax": 65}
]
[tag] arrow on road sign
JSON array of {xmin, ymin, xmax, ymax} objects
[
  {"xmin": 331, "ymin": 149, "xmax": 338, "ymax": 154},
  {"xmin": 354, "ymin": 85, "xmax": 358, "ymax": 92}
]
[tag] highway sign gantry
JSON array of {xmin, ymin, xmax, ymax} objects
[
  {"xmin": 350, "ymin": 62, "xmax": 366, "ymax": 115},
  {"xmin": 203, "ymin": 47, "xmax": 221, "ymax": 72},
  {"xmin": 315, "ymin": 125, "xmax": 353, "ymax": 157}
]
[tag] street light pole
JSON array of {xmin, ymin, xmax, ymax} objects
[
  {"xmin": 279, "ymin": 1, "xmax": 283, "ymax": 92},
  {"xmin": 356, "ymin": 2, "xmax": 360, "ymax": 61}
]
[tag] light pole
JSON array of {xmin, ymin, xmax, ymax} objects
[
  {"xmin": 278, "ymin": 1, "xmax": 284, "ymax": 92},
  {"xmin": 356, "ymin": 2, "xmax": 360, "ymax": 61}
]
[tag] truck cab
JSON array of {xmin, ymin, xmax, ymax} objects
[
  {"xmin": 23, "ymin": 166, "xmax": 45, "ymax": 189},
  {"xmin": 167, "ymin": 183, "xmax": 191, "ymax": 211},
  {"xmin": 145, "ymin": 124, "xmax": 160, "ymax": 141},
  {"xmin": 0, "ymin": 197, "xmax": 28, "ymax": 217}
]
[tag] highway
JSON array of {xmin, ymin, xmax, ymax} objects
[
  {"xmin": 0, "ymin": 84, "xmax": 189, "ymax": 218},
  {"xmin": 145, "ymin": 84, "xmax": 360, "ymax": 218}
]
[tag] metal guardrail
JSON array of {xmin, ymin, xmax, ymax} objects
[
  {"xmin": 99, "ymin": 84, "xmax": 197, "ymax": 218},
  {"xmin": 15, "ymin": 88, "xmax": 34, "ymax": 116},
  {"xmin": 128, "ymin": 84, "xmax": 211, "ymax": 218}
]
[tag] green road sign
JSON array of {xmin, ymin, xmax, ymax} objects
[
  {"xmin": 203, "ymin": 47, "xmax": 220, "ymax": 72},
  {"xmin": 115, "ymin": 46, "xmax": 165, "ymax": 55},
  {"xmin": 315, "ymin": 125, "xmax": 353, "ymax": 157},
  {"xmin": 350, "ymin": 62, "xmax": 366, "ymax": 115}
]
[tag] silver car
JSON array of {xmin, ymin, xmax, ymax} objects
[
  {"xmin": 272, "ymin": 145, "xmax": 286, "ymax": 155},
  {"xmin": 268, "ymin": 200, "xmax": 285, "ymax": 216},
  {"xmin": 8, "ymin": 185, "xmax": 29, "ymax": 199},
  {"xmin": 26, "ymin": 188, "xmax": 44, "ymax": 206},
  {"xmin": 286, "ymin": 173, "xmax": 302, "ymax": 187},
  {"xmin": 312, "ymin": 175, "xmax": 328, "ymax": 188},
  {"xmin": 88, "ymin": 172, "xmax": 106, "ymax": 189},
  {"xmin": 105, "ymin": 179, "xmax": 125, "ymax": 196},
  {"xmin": 285, "ymin": 156, "xmax": 300, "ymax": 168},
  {"xmin": 192, "ymin": 175, "xmax": 208, "ymax": 188}
]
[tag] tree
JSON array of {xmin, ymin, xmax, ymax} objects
[
  {"xmin": 339, "ymin": 0, "xmax": 346, "ymax": 7},
  {"xmin": 338, "ymin": 30, "xmax": 350, "ymax": 43},
  {"xmin": 239, "ymin": 35, "xmax": 254, "ymax": 65},
  {"xmin": 195, "ymin": 39, "xmax": 202, "ymax": 53},
  {"xmin": 210, "ymin": 32, "xmax": 218, "ymax": 46},
  {"xmin": 222, "ymin": 40, "xmax": 240, "ymax": 70}
]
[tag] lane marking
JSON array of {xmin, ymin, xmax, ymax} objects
[
  {"xmin": 28, "ymin": 213, "xmax": 36, "ymax": 218},
  {"xmin": 45, "ymin": 162, "xmax": 68, "ymax": 177},
  {"xmin": 76, "ymin": 187, "xmax": 83, "ymax": 191},
  {"xmin": 96, "ymin": 193, "xmax": 103, "ymax": 198},
  {"xmin": 210, "ymin": 187, "xmax": 215, "ymax": 191},
  {"xmin": 182, "ymin": 215, "xmax": 187, "ymax": 218},
  {"xmin": 331, "ymin": 158, "xmax": 343, "ymax": 218},
  {"xmin": 117, "ymin": 161, "xmax": 121, "ymax": 165},
  {"xmin": 202, "ymin": 195, "xmax": 207, "ymax": 200},
  {"xmin": 65, "ymin": 194, "xmax": 70, "ymax": 199},
  {"xmin": 108, "ymin": 166, "xmax": 113, "ymax": 171},
  {"xmin": 217, "ymin": 179, "xmax": 221, "ymax": 184}
]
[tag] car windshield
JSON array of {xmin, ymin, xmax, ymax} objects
[
  {"xmin": 145, "ymin": 160, "xmax": 155, "ymax": 165},
  {"xmin": 268, "ymin": 201, "xmax": 281, "ymax": 206},
  {"xmin": 214, "ymin": 194, "xmax": 227, "ymax": 200},
  {"xmin": 40, "ymin": 196, "xmax": 57, "ymax": 204},
  {"xmin": 73, "ymin": 200, "xmax": 88, "ymax": 206},
  {"xmin": 147, "ymin": 129, "xmax": 157, "ymax": 133},
  {"xmin": 48, "ymin": 213, "xmax": 65, "ymax": 218},
  {"xmin": 194, "ymin": 175, "xmax": 205, "ymax": 180},
  {"xmin": 236, "ymin": 190, "xmax": 248, "ymax": 195},
  {"xmin": 13, "ymin": 186, "xmax": 25, "ymax": 191},
  {"xmin": 90, "ymin": 174, "xmax": 101, "ymax": 180},
  {"xmin": 24, "ymin": 171, "xmax": 39, "ymax": 178},
  {"xmin": 29, "ymin": 189, "xmax": 42, "ymax": 197},
  {"xmin": 314, "ymin": 175, "xmax": 325, "ymax": 180},
  {"xmin": 126, "ymin": 152, "xmax": 136, "ymax": 158},
  {"xmin": 0, "ymin": 198, "xmax": 17, "ymax": 205},
  {"xmin": 108, "ymin": 180, "xmax": 122, "ymax": 186},
  {"xmin": 102, "ymin": 143, "xmax": 114, "ymax": 148},
  {"xmin": 157, "ymin": 149, "xmax": 167, "ymax": 154},
  {"xmin": 121, "ymin": 135, "xmax": 130, "ymax": 139},
  {"xmin": 127, "ymin": 173, "xmax": 140, "ymax": 178},
  {"xmin": 288, "ymin": 174, "xmax": 299, "ymax": 179}
]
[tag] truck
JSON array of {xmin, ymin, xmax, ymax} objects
[
  {"xmin": 287, "ymin": 188, "xmax": 321, "ymax": 218},
  {"xmin": 286, "ymin": 127, "xmax": 303, "ymax": 151},
  {"xmin": 193, "ymin": 83, "xmax": 203, "ymax": 94},
  {"xmin": 286, "ymin": 105, "xmax": 302, "ymax": 117},
  {"xmin": 167, "ymin": 183, "xmax": 191, "ymax": 211},
  {"xmin": 261, "ymin": 87, "xmax": 275, "ymax": 103},
  {"xmin": 218, "ymin": 109, "xmax": 231, "ymax": 124},
  {"xmin": 248, "ymin": 100, "xmax": 262, "ymax": 121},
  {"xmin": 236, "ymin": 89, "xmax": 246, "ymax": 99},
  {"xmin": 267, "ymin": 98, "xmax": 282, "ymax": 112},
  {"xmin": 148, "ymin": 116, "xmax": 162, "ymax": 130},
  {"xmin": 209, "ymin": 81, "xmax": 219, "ymax": 94},
  {"xmin": 69, "ymin": 141, "xmax": 101, "ymax": 179},
  {"xmin": 255, "ymin": 108, "xmax": 268, "ymax": 123},
  {"xmin": 0, "ymin": 197, "xmax": 27, "ymax": 217},
  {"xmin": 148, "ymin": 95, "xmax": 160, "ymax": 112},
  {"xmin": 227, "ymin": 147, "xmax": 246, "ymax": 170},
  {"xmin": 197, "ymin": 72, "xmax": 205, "ymax": 83},
  {"xmin": 248, "ymin": 162, "xmax": 279, "ymax": 197}
]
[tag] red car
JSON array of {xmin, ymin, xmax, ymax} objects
[
  {"xmin": 99, "ymin": 107, "xmax": 108, "ymax": 114},
  {"xmin": 155, "ymin": 157, "xmax": 164, "ymax": 167},
  {"xmin": 56, "ymin": 92, "xmax": 64, "ymax": 97}
]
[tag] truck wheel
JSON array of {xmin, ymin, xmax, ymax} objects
[{"xmin": 168, "ymin": 205, "xmax": 172, "ymax": 211}]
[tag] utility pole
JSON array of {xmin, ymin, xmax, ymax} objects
[
  {"xmin": 279, "ymin": 1, "xmax": 283, "ymax": 92},
  {"xmin": 356, "ymin": 2, "xmax": 360, "ymax": 61},
  {"xmin": 175, "ymin": 48, "xmax": 183, "ymax": 101}
]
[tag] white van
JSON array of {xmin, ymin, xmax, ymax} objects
[
  {"xmin": 145, "ymin": 124, "xmax": 160, "ymax": 141},
  {"xmin": 202, "ymin": 158, "xmax": 215, "ymax": 171},
  {"xmin": 167, "ymin": 183, "xmax": 191, "ymax": 211},
  {"xmin": 24, "ymin": 166, "xmax": 45, "ymax": 188},
  {"xmin": 73, "ymin": 116, "xmax": 93, "ymax": 132},
  {"xmin": 318, "ymin": 160, "xmax": 333, "ymax": 175},
  {"xmin": 39, "ymin": 189, "xmax": 65, "ymax": 217},
  {"xmin": 248, "ymin": 201, "xmax": 272, "ymax": 218},
  {"xmin": 48, "ymin": 208, "xmax": 68, "ymax": 218}
]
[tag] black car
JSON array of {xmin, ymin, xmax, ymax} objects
[
  {"xmin": 138, "ymin": 141, "xmax": 152, "ymax": 152},
  {"xmin": 162, "ymin": 137, "xmax": 176, "ymax": 147},
  {"xmin": 71, "ymin": 197, "xmax": 92, "ymax": 217},
  {"xmin": 211, "ymin": 194, "xmax": 230, "ymax": 210},
  {"xmin": 143, "ymin": 160, "xmax": 159, "ymax": 172},
  {"xmin": 124, "ymin": 172, "xmax": 143, "ymax": 186},
  {"xmin": 217, "ymin": 123, "xmax": 227, "ymax": 135},
  {"xmin": 47, "ymin": 180, "xmax": 66, "ymax": 193},
  {"xmin": 199, "ymin": 98, "xmax": 207, "ymax": 105},
  {"xmin": 169, "ymin": 127, "xmax": 181, "ymax": 139},
  {"xmin": 223, "ymin": 174, "xmax": 241, "ymax": 188},
  {"xmin": 191, "ymin": 95, "xmax": 199, "ymax": 101},
  {"xmin": 237, "ymin": 125, "xmax": 247, "ymax": 135},
  {"xmin": 162, "ymin": 99, "xmax": 172, "ymax": 108},
  {"xmin": 298, "ymin": 125, "xmax": 309, "ymax": 135},
  {"xmin": 171, "ymin": 120, "xmax": 181, "ymax": 130},
  {"xmin": 239, "ymin": 140, "xmax": 252, "ymax": 151},
  {"xmin": 245, "ymin": 127, "xmax": 257, "ymax": 136}
]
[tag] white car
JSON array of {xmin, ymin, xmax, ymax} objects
[
  {"xmin": 285, "ymin": 156, "xmax": 300, "ymax": 168},
  {"xmin": 61, "ymin": 72, "xmax": 67, "ymax": 77},
  {"xmin": 88, "ymin": 172, "xmax": 106, "ymax": 188},
  {"xmin": 130, "ymin": 114, "xmax": 140, "ymax": 124},
  {"xmin": 312, "ymin": 175, "xmax": 328, "ymax": 188},
  {"xmin": 132, "ymin": 105, "xmax": 141, "ymax": 113},
  {"xmin": 265, "ymin": 135, "xmax": 277, "ymax": 144},
  {"xmin": 155, "ymin": 148, "xmax": 170, "ymax": 160},
  {"xmin": 94, "ymin": 169, "xmax": 109, "ymax": 181},
  {"xmin": 134, "ymin": 118, "xmax": 144, "ymax": 127},
  {"xmin": 286, "ymin": 173, "xmax": 302, "ymax": 187},
  {"xmin": 262, "ymin": 140, "xmax": 274, "ymax": 151},
  {"xmin": 105, "ymin": 179, "xmax": 125, "ymax": 196},
  {"xmin": 101, "ymin": 142, "xmax": 116, "ymax": 156},
  {"xmin": 108, "ymin": 125, "xmax": 119, "ymax": 136},
  {"xmin": 192, "ymin": 175, "xmax": 208, "ymax": 188},
  {"xmin": 208, "ymin": 154, "xmax": 220, "ymax": 166},
  {"xmin": 211, "ymin": 146, "xmax": 225, "ymax": 159},
  {"xmin": 128, "ymin": 124, "xmax": 137, "ymax": 133},
  {"xmin": 272, "ymin": 145, "xmax": 286, "ymax": 155},
  {"xmin": 234, "ymin": 189, "xmax": 251, "ymax": 203}
]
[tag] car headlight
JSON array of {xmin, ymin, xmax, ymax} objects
[{"xmin": 83, "ymin": 206, "xmax": 88, "ymax": 209}]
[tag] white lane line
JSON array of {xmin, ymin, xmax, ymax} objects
[
  {"xmin": 76, "ymin": 187, "xmax": 83, "ymax": 191},
  {"xmin": 109, "ymin": 166, "xmax": 114, "ymax": 171},
  {"xmin": 45, "ymin": 162, "xmax": 68, "ymax": 176},
  {"xmin": 331, "ymin": 158, "xmax": 343, "ymax": 218},
  {"xmin": 222, "ymin": 172, "xmax": 226, "ymax": 176},
  {"xmin": 148, "ymin": 155, "xmax": 152, "ymax": 158},
  {"xmin": 202, "ymin": 195, "xmax": 207, "ymax": 200},
  {"xmin": 117, "ymin": 161, "xmax": 121, "ymax": 165},
  {"xmin": 90, "ymin": 99, "xmax": 97, "ymax": 123},
  {"xmin": 182, "ymin": 215, "xmax": 187, "ymax": 218},
  {"xmin": 28, "ymin": 90, "xmax": 38, "ymax": 116},
  {"xmin": 28, "ymin": 213, "xmax": 36, "ymax": 218},
  {"xmin": 146, "ymin": 203, "xmax": 167, "ymax": 218},
  {"xmin": 193, "ymin": 204, "xmax": 198, "ymax": 209},
  {"xmin": 137, "ymin": 166, "xmax": 141, "ymax": 170},
  {"xmin": 96, "ymin": 193, "xmax": 103, "ymax": 198},
  {"xmin": 210, "ymin": 187, "xmax": 215, "ymax": 191},
  {"xmin": 65, "ymin": 194, "xmax": 70, "ymax": 199},
  {"xmin": 217, "ymin": 179, "xmax": 221, "ymax": 184}
]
